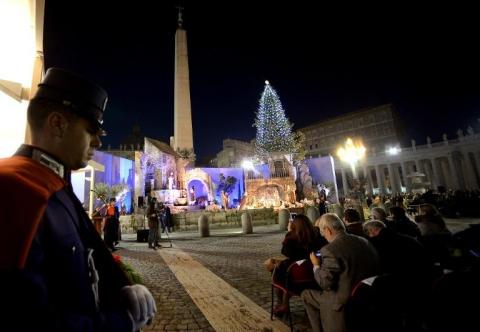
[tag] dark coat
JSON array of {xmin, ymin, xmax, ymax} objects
[{"xmin": 0, "ymin": 153, "xmax": 132, "ymax": 332}]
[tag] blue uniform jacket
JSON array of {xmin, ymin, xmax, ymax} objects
[{"xmin": 0, "ymin": 149, "xmax": 133, "ymax": 332}]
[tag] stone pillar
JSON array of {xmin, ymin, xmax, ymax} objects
[
  {"xmin": 424, "ymin": 160, "xmax": 435, "ymax": 190},
  {"xmin": 447, "ymin": 154, "xmax": 460, "ymax": 190},
  {"xmin": 241, "ymin": 212, "xmax": 253, "ymax": 234},
  {"xmin": 394, "ymin": 164, "xmax": 403, "ymax": 193},
  {"xmin": 387, "ymin": 164, "xmax": 398, "ymax": 194},
  {"xmin": 473, "ymin": 152, "xmax": 480, "ymax": 186},
  {"xmin": 430, "ymin": 158, "xmax": 441, "ymax": 190},
  {"xmin": 439, "ymin": 158, "xmax": 450, "ymax": 189},
  {"xmin": 306, "ymin": 206, "xmax": 320, "ymax": 224},
  {"xmin": 401, "ymin": 162, "xmax": 411, "ymax": 192},
  {"xmin": 375, "ymin": 165, "xmax": 384, "ymax": 195},
  {"xmin": 341, "ymin": 167, "xmax": 349, "ymax": 197},
  {"xmin": 364, "ymin": 166, "xmax": 374, "ymax": 194},
  {"xmin": 198, "ymin": 214, "xmax": 209, "ymax": 237},
  {"xmin": 415, "ymin": 159, "xmax": 422, "ymax": 173},
  {"xmin": 278, "ymin": 208, "xmax": 290, "ymax": 231},
  {"xmin": 462, "ymin": 152, "xmax": 477, "ymax": 189}
]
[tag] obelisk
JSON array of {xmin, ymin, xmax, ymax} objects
[{"xmin": 173, "ymin": 6, "xmax": 194, "ymax": 155}]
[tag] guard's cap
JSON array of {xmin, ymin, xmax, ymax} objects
[{"xmin": 33, "ymin": 67, "xmax": 108, "ymax": 135}]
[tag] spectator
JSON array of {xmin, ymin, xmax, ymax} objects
[
  {"xmin": 388, "ymin": 206, "xmax": 421, "ymax": 238},
  {"xmin": 301, "ymin": 213, "xmax": 380, "ymax": 332},
  {"xmin": 343, "ymin": 208, "xmax": 365, "ymax": 237},
  {"xmin": 271, "ymin": 214, "xmax": 324, "ymax": 315},
  {"xmin": 415, "ymin": 203, "xmax": 452, "ymax": 265},
  {"xmin": 147, "ymin": 198, "xmax": 160, "ymax": 249}
]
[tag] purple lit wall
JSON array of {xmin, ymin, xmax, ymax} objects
[
  {"xmin": 198, "ymin": 167, "xmax": 245, "ymax": 207},
  {"xmin": 305, "ymin": 156, "xmax": 339, "ymax": 203},
  {"xmin": 93, "ymin": 151, "xmax": 135, "ymax": 212}
]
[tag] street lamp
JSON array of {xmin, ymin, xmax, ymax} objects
[
  {"xmin": 241, "ymin": 159, "xmax": 254, "ymax": 170},
  {"xmin": 336, "ymin": 138, "xmax": 366, "ymax": 178},
  {"xmin": 387, "ymin": 146, "xmax": 401, "ymax": 155}
]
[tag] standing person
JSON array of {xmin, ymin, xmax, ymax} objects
[
  {"xmin": 158, "ymin": 202, "xmax": 166, "ymax": 233},
  {"xmin": 221, "ymin": 190, "xmax": 229, "ymax": 210},
  {"xmin": 0, "ymin": 68, "xmax": 155, "ymax": 331},
  {"xmin": 104, "ymin": 197, "xmax": 120, "ymax": 251},
  {"xmin": 301, "ymin": 213, "xmax": 380, "ymax": 332},
  {"xmin": 190, "ymin": 186, "xmax": 196, "ymax": 205},
  {"xmin": 168, "ymin": 172, "xmax": 175, "ymax": 190},
  {"xmin": 147, "ymin": 198, "xmax": 160, "ymax": 249},
  {"xmin": 318, "ymin": 189, "xmax": 328, "ymax": 216},
  {"xmin": 164, "ymin": 204, "xmax": 173, "ymax": 232}
]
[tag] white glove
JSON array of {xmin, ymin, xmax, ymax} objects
[{"xmin": 121, "ymin": 284, "xmax": 156, "ymax": 332}]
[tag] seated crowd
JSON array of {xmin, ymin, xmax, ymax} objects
[{"xmin": 267, "ymin": 203, "xmax": 479, "ymax": 332}]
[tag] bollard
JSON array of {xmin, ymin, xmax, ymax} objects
[
  {"xmin": 241, "ymin": 212, "xmax": 253, "ymax": 234},
  {"xmin": 333, "ymin": 204, "xmax": 344, "ymax": 220},
  {"xmin": 306, "ymin": 206, "xmax": 320, "ymax": 224},
  {"xmin": 198, "ymin": 214, "xmax": 209, "ymax": 237},
  {"xmin": 278, "ymin": 208, "xmax": 290, "ymax": 231}
]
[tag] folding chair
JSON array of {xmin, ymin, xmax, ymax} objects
[{"xmin": 270, "ymin": 259, "xmax": 317, "ymax": 332}]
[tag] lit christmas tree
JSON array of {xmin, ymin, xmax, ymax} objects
[{"xmin": 254, "ymin": 80, "xmax": 297, "ymax": 158}]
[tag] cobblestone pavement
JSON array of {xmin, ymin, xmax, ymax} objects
[
  {"xmin": 117, "ymin": 225, "xmax": 312, "ymax": 332},
  {"xmin": 116, "ymin": 218, "xmax": 479, "ymax": 332}
]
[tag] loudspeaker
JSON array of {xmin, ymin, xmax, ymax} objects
[{"xmin": 136, "ymin": 229, "xmax": 149, "ymax": 242}]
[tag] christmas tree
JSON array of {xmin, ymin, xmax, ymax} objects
[{"xmin": 254, "ymin": 81, "xmax": 298, "ymax": 158}]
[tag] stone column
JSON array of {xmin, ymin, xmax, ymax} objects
[
  {"xmin": 447, "ymin": 154, "xmax": 460, "ymax": 190},
  {"xmin": 424, "ymin": 160, "xmax": 435, "ymax": 190},
  {"xmin": 430, "ymin": 158, "xmax": 441, "ymax": 189},
  {"xmin": 473, "ymin": 152, "xmax": 480, "ymax": 186},
  {"xmin": 375, "ymin": 165, "xmax": 384, "ymax": 195},
  {"xmin": 401, "ymin": 161, "xmax": 411, "ymax": 192},
  {"xmin": 394, "ymin": 164, "xmax": 403, "ymax": 193},
  {"xmin": 387, "ymin": 164, "xmax": 398, "ymax": 194},
  {"xmin": 462, "ymin": 152, "xmax": 477, "ymax": 189},
  {"xmin": 415, "ymin": 159, "xmax": 422, "ymax": 173},
  {"xmin": 364, "ymin": 166, "xmax": 374, "ymax": 194},
  {"xmin": 341, "ymin": 167, "xmax": 348, "ymax": 197},
  {"xmin": 439, "ymin": 158, "xmax": 450, "ymax": 189}
]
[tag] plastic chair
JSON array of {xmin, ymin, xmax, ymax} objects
[{"xmin": 270, "ymin": 259, "xmax": 317, "ymax": 332}]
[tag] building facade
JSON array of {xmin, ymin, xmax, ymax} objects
[
  {"xmin": 215, "ymin": 138, "xmax": 255, "ymax": 167},
  {"xmin": 299, "ymin": 104, "xmax": 405, "ymax": 158},
  {"xmin": 334, "ymin": 129, "xmax": 480, "ymax": 196}
]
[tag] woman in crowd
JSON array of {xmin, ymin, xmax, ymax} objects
[
  {"xmin": 103, "ymin": 197, "xmax": 120, "ymax": 251},
  {"xmin": 272, "ymin": 214, "xmax": 324, "ymax": 315}
]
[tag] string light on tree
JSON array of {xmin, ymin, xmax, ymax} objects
[{"xmin": 254, "ymin": 80, "xmax": 296, "ymax": 158}]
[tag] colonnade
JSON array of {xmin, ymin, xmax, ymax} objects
[{"xmin": 335, "ymin": 133, "xmax": 480, "ymax": 196}]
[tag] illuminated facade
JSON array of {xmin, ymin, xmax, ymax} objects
[
  {"xmin": 0, "ymin": 0, "xmax": 45, "ymax": 157},
  {"xmin": 215, "ymin": 138, "xmax": 255, "ymax": 167},
  {"xmin": 300, "ymin": 104, "xmax": 405, "ymax": 158}
]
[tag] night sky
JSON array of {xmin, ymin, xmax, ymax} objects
[{"xmin": 43, "ymin": 1, "xmax": 479, "ymax": 163}]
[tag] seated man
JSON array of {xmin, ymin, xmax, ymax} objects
[
  {"xmin": 301, "ymin": 213, "xmax": 380, "ymax": 332},
  {"xmin": 343, "ymin": 208, "xmax": 365, "ymax": 237}
]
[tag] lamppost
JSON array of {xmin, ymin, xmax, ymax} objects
[{"xmin": 336, "ymin": 138, "xmax": 366, "ymax": 179}]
